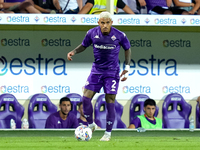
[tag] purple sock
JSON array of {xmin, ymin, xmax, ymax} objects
[
  {"xmin": 106, "ymin": 103, "xmax": 115, "ymax": 132},
  {"xmin": 82, "ymin": 96, "xmax": 93, "ymax": 124}
]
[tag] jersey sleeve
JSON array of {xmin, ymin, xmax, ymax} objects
[
  {"xmin": 81, "ymin": 30, "xmax": 92, "ymax": 48},
  {"xmin": 86, "ymin": 0, "xmax": 94, "ymax": 5},
  {"xmin": 130, "ymin": 117, "xmax": 141, "ymax": 128},
  {"xmin": 120, "ymin": 33, "xmax": 131, "ymax": 50},
  {"xmin": 117, "ymin": 0, "xmax": 126, "ymax": 9}
]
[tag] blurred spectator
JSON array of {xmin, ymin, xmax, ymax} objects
[
  {"xmin": 78, "ymin": 0, "xmax": 135, "ymax": 14},
  {"xmin": 59, "ymin": 0, "xmax": 82, "ymax": 14},
  {"xmin": 0, "ymin": 0, "xmax": 41, "ymax": 13},
  {"xmin": 138, "ymin": 0, "xmax": 189, "ymax": 14},
  {"xmin": 173, "ymin": 0, "xmax": 200, "ymax": 14},
  {"xmin": 33, "ymin": 0, "xmax": 62, "ymax": 13}
]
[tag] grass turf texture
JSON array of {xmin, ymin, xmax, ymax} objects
[{"xmin": 0, "ymin": 130, "xmax": 200, "ymax": 150}]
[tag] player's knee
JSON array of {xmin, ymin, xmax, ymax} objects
[
  {"xmin": 182, "ymin": 11, "xmax": 189, "ymax": 15},
  {"xmin": 105, "ymin": 94, "xmax": 115, "ymax": 103},
  {"xmin": 83, "ymin": 89, "xmax": 96, "ymax": 99},
  {"xmin": 164, "ymin": 10, "xmax": 172, "ymax": 14}
]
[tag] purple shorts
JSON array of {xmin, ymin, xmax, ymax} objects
[{"xmin": 84, "ymin": 72, "xmax": 120, "ymax": 95}]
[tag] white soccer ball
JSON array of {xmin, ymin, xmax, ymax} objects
[{"xmin": 75, "ymin": 125, "xmax": 92, "ymax": 141}]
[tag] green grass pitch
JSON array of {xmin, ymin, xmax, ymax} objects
[{"xmin": 0, "ymin": 130, "xmax": 200, "ymax": 150}]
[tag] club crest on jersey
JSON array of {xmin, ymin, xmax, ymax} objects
[
  {"xmin": 94, "ymin": 35, "xmax": 100, "ymax": 39},
  {"xmin": 111, "ymin": 35, "xmax": 116, "ymax": 41},
  {"xmin": 85, "ymin": 81, "xmax": 89, "ymax": 86}
]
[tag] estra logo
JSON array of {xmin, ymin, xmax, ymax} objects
[
  {"xmin": 0, "ymin": 85, "xmax": 29, "ymax": 93},
  {"xmin": 162, "ymin": 86, "xmax": 190, "ymax": 94},
  {"xmin": 130, "ymin": 39, "xmax": 152, "ymax": 47},
  {"xmin": 41, "ymin": 85, "xmax": 70, "ymax": 93},
  {"xmin": 0, "ymin": 54, "xmax": 68, "ymax": 76},
  {"xmin": 0, "ymin": 56, "xmax": 8, "ymax": 76},
  {"xmin": 1, "ymin": 86, "xmax": 6, "ymax": 93},
  {"xmin": 1, "ymin": 38, "xmax": 30, "ymax": 46},
  {"xmin": 7, "ymin": 16, "xmax": 29, "ymax": 23},
  {"xmin": 41, "ymin": 38, "xmax": 71, "ymax": 47},
  {"xmin": 41, "ymin": 86, "xmax": 47, "ymax": 93},
  {"xmin": 154, "ymin": 18, "xmax": 176, "ymax": 25},
  {"xmin": 190, "ymin": 18, "xmax": 200, "ymax": 24},
  {"xmin": 122, "ymin": 86, "xmax": 151, "ymax": 94},
  {"xmin": 163, "ymin": 39, "xmax": 191, "ymax": 47},
  {"xmin": 81, "ymin": 17, "xmax": 98, "ymax": 23},
  {"xmin": 118, "ymin": 18, "xmax": 140, "ymax": 24},
  {"xmin": 43, "ymin": 16, "xmax": 66, "ymax": 23}
]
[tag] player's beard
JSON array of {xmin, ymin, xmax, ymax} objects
[
  {"xmin": 103, "ymin": 32, "xmax": 109, "ymax": 35},
  {"xmin": 61, "ymin": 109, "xmax": 68, "ymax": 116},
  {"xmin": 102, "ymin": 27, "xmax": 110, "ymax": 35}
]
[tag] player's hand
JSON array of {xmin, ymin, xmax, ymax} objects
[
  {"xmin": 67, "ymin": 51, "xmax": 75, "ymax": 61},
  {"xmin": 138, "ymin": 0, "xmax": 146, "ymax": 6},
  {"xmin": 188, "ymin": 10, "xmax": 195, "ymax": 15},
  {"xmin": 120, "ymin": 70, "xmax": 128, "ymax": 81}
]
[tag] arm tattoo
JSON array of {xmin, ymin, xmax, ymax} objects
[
  {"xmin": 125, "ymin": 48, "xmax": 131, "ymax": 65},
  {"xmin": 73, "ymin": 44, "xmax": 86, "ymax": 54}
]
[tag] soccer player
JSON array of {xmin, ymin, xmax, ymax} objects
[
  {"xmin": 67, "ymin": 11, "xmax": 131, "ymax": 141},
  {"xmin": 128, "ymin": 99, "xmax": 162, "ymax": 129},
  {"xmin": 45, "ymin": 97, "xmax": 79, "ymax": 128}
]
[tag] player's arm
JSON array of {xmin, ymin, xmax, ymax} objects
[
  {"xmin": 189, "ymin": 0, "xmax": 200, "ymax": 14},
  {"xmin": 138, "ymin": 0, "xmax": 146, "ymax": 6},
  {"xmin": 117, "ymin": 0, "xmax": 135, "ymax": 14},
  {"xmin": 0, "ymin": 2, "xmax": 21, "ymax": 9},
  {"xmin": 173, "ymin": 0, "xmax": 194, "ymax": 7},
  {"xmin": 34, "ymin": 4, "xmax": 51, "ymax": 13},
  {"xmin": 77, "ymin": 0, "xmax": 83, "ymax": 11},
  {"xmin": 120, "ymin": 48, "xmax": 131, "ymax": 81},
  {"xmin": 52, "ymin": 0, "xmax": 63, "ymax": 13},
  {"xmin": 67, "ymin": 44, "xmax": 87, "ymax": 61},
  {"xmin": 128, "ymin": 124, "xmax": 136, "ymax": 129},
  {"xmin": 78, "ymin": 2, "xmax": 93, "ymax": 14},
  {"xmin": 166, "ymin": 0, "xmax": 172, "ymax": 7},
  {"xmin": 122, "ymin": 5, "xmax": 135, "ymax": 14},
  {"xmin": 128, "ymin": 117, "xmax": 141, "ymax": 129}
]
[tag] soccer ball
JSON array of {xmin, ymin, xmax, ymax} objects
[{"xmin": 75, "ymin": 125, "xmax": 92, "ymax": 141}]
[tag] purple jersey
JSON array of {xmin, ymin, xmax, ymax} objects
[
  {"xmin": 45, "ymin": 111, "xmax": 79, "ymax": 128},
  {"xmin": 78, "ymin": 118, "xmax": 89, "ymax": 126},
  {"xmin": 145, "ymin": 0, "xmax": 168, "ymax": 11},
  {"xmin": 82, "ymin": 26, "xmax": 130, "ymax": 75},
  {"xmin": 131, "ymin": 116, "xmax": 156, "ymax": 128}
]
